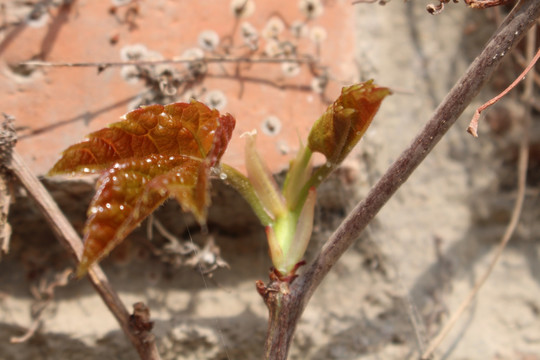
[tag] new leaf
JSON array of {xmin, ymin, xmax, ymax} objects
[
  {"xmin": 302, "ymin": 81, "xmax": 391, "ymax": 194},
  {"xmin": 49, "ymin": 101, "xmax": 235, "ymax": 276},
  {"xmin": 308, "ymin": 80, "xmax": 391, "ymax": 165},
  {"xmin": 222, "ymin": 81, "xmax": 390, "ymax": 278}
]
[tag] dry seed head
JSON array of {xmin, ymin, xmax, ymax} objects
[
  {"xmin": 261, "ymin": 116, "xmax": 282, "ymax": 136},
  {"xmin": 299, "ymin": 0, "xmax": 324, "ymax": 19},
  {"xmin": 264, "ymin": 40, "xmax": 281, "ymax": 57},
  {"xmin": 230, "ymin": 0, "xmax": 255, "ymax": 18},
  {"xmin": 198, "ymin": 30, "xmax": 220, "ymax": 51},
  {"xmin": 290, "ymin": 21, "xmax": 308, "ymax": 38},
  {"xmin": 120, "ymin": 44, "xmax": 148, "ymax": 61},
  {"xmin": 311, "ymin": 74, "xmax": 328, "ymax": 94},
  {"xmin": 120, "ymin": 65, "xmax": 141, "ymax": 84},
  {"xmin": 204, "ymin": 90, "xmax": 228, "ymax": 111},
  {"xmin": 181, "ymin": 48, "xmax": 207, "ymax": 77},
  {"xmin": 309, "ymin": 26, "xmax": 327, "ymax": 43},
  {"xmin": 281, "ymin": 62, "xmax": 301, "ymax": 77},
  {"xmin": 241, "ymin": 22, "xmax": 259, "ymax": 49},
  {"xmin": 263, "ymin": 16, "xmax": 285, "ymax": 39}
]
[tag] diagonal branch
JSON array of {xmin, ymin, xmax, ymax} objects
[
  {"xmin": 260, "ymin": 0, "xmax": 540, "ymax": 358},
  {"xmin": 7, "ymin": 152, "xmax": 161, "ymax": 360},
  {"xmin": 296, "ymin": 0, "xmax": 539, "ymax": 312}
]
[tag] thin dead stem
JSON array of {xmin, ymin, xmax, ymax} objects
[
  {"xmin": 398, "ymin": 274, "xmax": 429, "ymax": 354},
  {"xmin": 10, "ymin": 316, "xmax": 41, "ymax": 343},
  {"xmin": 7, "ymin": 151, "xmax": 161, "ymax": 360},
  {"xmin": 0, "ymin": 170, "xmax": 11, "ymax": 256},
  {"xmin": 151, "ymin": 216, "xmax": 184, "ymax": 247},
  {"xmin": 0, "ymin": 113, "xmax": 15, "ymax": 258},
  {"xmin": 10, "ymin": 268, "xmax": 72, "ymax": 343},
  {"xmin": 467, "ymin": 46, "xmax": 540, "ymax": 137},
  {"xmin": 421, "ymin": 23, "xmax": 536, "ymax": 360},
  {"xmin": 21, "ymin": 55, "xmax": 316, "ymax": 69},
  {"xmin": 512, "ymin": 50, "xmax": 540, "ymax": 87}
]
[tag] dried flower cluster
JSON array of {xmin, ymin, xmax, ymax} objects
[{"xmin": 118, "ymin": 0, "xmax": 334, "ymax": 111}]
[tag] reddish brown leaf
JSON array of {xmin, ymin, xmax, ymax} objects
[
  {"xmin": 308, "ymin": 81, "xmax": 391, "ymax": 164},
  {"xmin": 49, "ymin": 102, "xmax": 231, "ymax": 175},
  {"xmin": 206, "ymin": 113, "xmax": 236, "ymax": 166},
  {"xmin": 48, "ymin": 101, "xmax": 235, "ymax": 276}
]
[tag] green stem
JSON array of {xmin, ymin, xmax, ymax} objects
[
  {"xmin": 282, "ymin": 146, "xmax": 313, "ymax": 213},
  {"xmin": 307, "ymin": 161, "xmax": 337, "ymax": 188},
  {"xmin": 220, "ymin": 163, "xmax": 273, "ymax": 226},
  {"xmin": 295, "ymin": 158, "xmax": 337, "ymax": 213},
  {"xmin": 273, "ymin": 211, "xmax": 298, "ymax": 255}
]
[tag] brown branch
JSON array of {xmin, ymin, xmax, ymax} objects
[
  {"xmin": 7, "ymin": 151, "xmax": 161, "ymax": 360},
  {"xmin": 421, "ymin": 21, "xmax": 536, "ymax": 360},
  {"xmin": 259, "ymin": 0, "xmax": 540, "ymax": 358}
]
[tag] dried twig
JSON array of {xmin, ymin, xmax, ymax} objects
[
  {"xmin": 465, "ymin": 0, "xmax": 515, "ymax": 9},
  {"xmin": 512, "ymin": 50, "xmax": 540, "ymax": 87},
  {"xmin": 467, "ymin": 46, "xmax": 540, "ymax": 137},
  {"xmin": 129, "ymin": 302, "xmax": 155, "ymax": 345},
  {"xmin": 10, "ymin": 268, "xmax": 72, "ymax": 343},
  {"xmin": 426, "ymin": 0, "xmax": 514, "ymax": 14},
  {"xmin": 151, "ymin": 216, "xmax": 193, "ymax": 254},
  {"xmin": 184, "ymin": 235, "xmax": 230, "ymax": 274},
  {"xmin": 10, "ymin": 316, "xmax": 41, "ymax": 343},
  {"xmin": 0, "ymin": 167, "xmax": 11, "ymax": 257},
  {"xmin": 0, "ymin": 113, "xmax": 16, "ymax": 257},
  {"xmin": 6, "ymin": 151, "xmax": 161, "ymax": 360},
  {"xmin": 421, "ymin": 22, "xmax": 536, "ymax": 360},
  {"xmin": 259, "ymin": 1, "xmax": 540, "ymax": 358},
  {"xmin": 147, "ymin": 216, "xmax": 228, "ymax": 273},
  {"xmin": 21, "ymin": 55, "xmax": 316, "ymax": 69},
  {"xmin": 147, "ymin": 215, "xmax": 198, "ymax": 261}
]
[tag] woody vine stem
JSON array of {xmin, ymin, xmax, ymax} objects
[
  {"xmin": 260, "ymin": 1, "xmax": 540, "ymax": 359},
  {"xmin": 6, "ymin": 152, "xmax": 161, "ymax": 360}
]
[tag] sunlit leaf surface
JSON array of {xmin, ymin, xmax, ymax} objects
[
  {"xmin": 308, "ymin": 81, "xmax": 391, "ymax": 164},
  {"xmin": 49, "ymin": 101, "xmax": 235, "ymax": 276}
]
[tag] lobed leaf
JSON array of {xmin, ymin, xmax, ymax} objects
[
  {"xmin": 49, "ymin": 101, "xmax": 235, "ymax": 276},
  {"xmin": 49, "ymin": 102, "xmax": 232, "ymax": 175}
]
